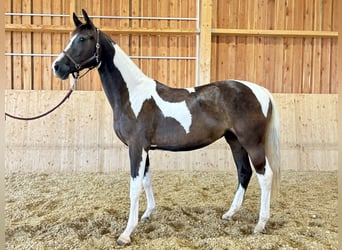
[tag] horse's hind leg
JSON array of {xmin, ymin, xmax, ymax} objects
[
  {"xmin": 141, "ymin": 154, "xmax": 156, "ymax": 220},
  {"xmin": 245, "ymin": 144, "xmax": 273, "ymax": 234},
  {"xmin": 222, "ymin": 131, "xmax": 252, "ymax": 220}
]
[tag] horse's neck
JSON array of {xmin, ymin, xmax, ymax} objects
[
  {"xmin": 112, "ymin": 43, "xmax": 153, "ymax": 90},
  {"xmin": 98, "ymin": 41, "xmax": 155, "ymax": 116}
]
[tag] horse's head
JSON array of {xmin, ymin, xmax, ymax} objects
[{"xmin": 52, "ymin": 9, "xmax": 101, "ymax": 80}]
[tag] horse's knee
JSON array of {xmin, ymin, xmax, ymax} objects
[
  {"xmin": 143, "ymin": 172, "xmax": 152, "ymax": 189},
  {"xmin": 130, "ymin": 177, "xmax": 144, "ymax": 203}
]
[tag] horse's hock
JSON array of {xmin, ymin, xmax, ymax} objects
[{"xmin": 5, "ymin": 91, "xmax": 337, "ymax": 173}]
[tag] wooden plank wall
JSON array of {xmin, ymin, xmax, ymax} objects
[
  {"xmin": 5, "ymin": 0, "xmax": 198, "ymax": 91},
  {"xmin": 5, "ymin": 0, "xmax": 338, "ymax": 93},
  {"xmin": 5, "ymin": 91, "xmax": 338, "ymax": 172},
  {"xmin": 211, "ymin": 0, "xmax": 338, "ymax": 93}
]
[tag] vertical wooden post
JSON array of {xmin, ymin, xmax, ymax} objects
[
  {"xmin": 0, "ymin": 2, "xmax": 5, "ymax": 244},
  {"xmin": 22, "ymin": 0, "xmax": 32, "ymax": 90},
  {"xmin": 69, "ymin": 0, "xmax": 76, "ymax": 89},
  {"xmin": 198, "ymin": 0, "xmax": 212, "ymax": 85},
  {"xmin": 12, "ymin": 1, "xmax": 22, "ymax": 89},
  {"xmin": 337, "ymin": 0, "xmax": 342, "ymax": 241}
]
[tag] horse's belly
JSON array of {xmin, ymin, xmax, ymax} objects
[
  {"xmin": 152, "ymin": 125, "xmax": 225, "ymax": 152},
  {"xmin": 151, "ymin": 141, "xmax": 214, "ymax": 152}
]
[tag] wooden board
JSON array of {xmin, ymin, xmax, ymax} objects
[
  {"xmin": 4, "ymin": 0, "xmax": 338, "ymax": 93},
  {"xmin": 5, "ymin": 91, "xmax": 338, "ymax": 173}
]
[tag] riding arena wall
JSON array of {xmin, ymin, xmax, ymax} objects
[{"xmin": 5, "ymin": 0, "xmax": 338, "ymax": 172}]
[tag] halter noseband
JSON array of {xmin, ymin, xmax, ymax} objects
[{"xmin": 63, "ymin": 28, "xmax": 101, "ymax": 79}]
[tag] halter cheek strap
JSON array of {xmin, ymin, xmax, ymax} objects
[{"xmin": 63, "ymin": 28, "xmax": 101, "ymax": 78}]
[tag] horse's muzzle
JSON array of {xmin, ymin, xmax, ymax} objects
[{"xmin": 52, "ymin": 61, "xmax": 71, "ymax": 80}]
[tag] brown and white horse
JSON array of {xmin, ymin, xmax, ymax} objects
[{"xmin": 52, "ymin": 10, "xmax": 280, "ymax": 246}]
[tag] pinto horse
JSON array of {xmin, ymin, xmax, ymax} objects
[{"xmin": 52, "ymin": 10, "xmax": 280, "ymax": 246}]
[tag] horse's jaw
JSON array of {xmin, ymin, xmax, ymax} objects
[{"xmin": 54, "ymin": 71, "xmax": 70, "ymax": 80}]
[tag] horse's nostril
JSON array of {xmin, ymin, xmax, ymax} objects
[{"xmin": 54, "ymin": 63, "xmax": 59, "ymax": 71}]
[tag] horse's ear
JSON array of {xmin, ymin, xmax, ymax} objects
[
  {"xmin": 82, "ymin": 9, "xmax": 94, "ymax": 27},
  {"xmin": 73, "ymin": 12, "xmax": 82, "ymax": 27}
]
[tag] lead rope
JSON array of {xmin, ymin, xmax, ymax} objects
[{"xmin": 5, "ymin": 73, "xmax": 80, "ymax": 121}]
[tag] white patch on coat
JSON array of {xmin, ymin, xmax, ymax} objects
[
  {"xmin": 113, "ymin": 43, "xmax": 192, "ymax": 133},
  {"xmin": 236, "ymin": 80, "xmax": 270, "ymax": 117},
  {"xmin": 152, "ymin": 93, "xmax": 192, "ymax": 133},
  {"xmin": 186, "ymin": 87, "xmax": 196, "ymax": 93}
]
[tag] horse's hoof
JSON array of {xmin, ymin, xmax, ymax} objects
[
  {"xmin": 253, "ymin": 226, "xmax": 266, "ymax": 235},
  {"xmin": 117, "ymin": 234, "xmax": 131, "ymax": 246},
  {"xmin": 222, "ymin": 214, "xmax": 231, "ymax": 221},
  {"xmin": 141, "ymin": 216, "xmax": 150, "ymax": 221}
]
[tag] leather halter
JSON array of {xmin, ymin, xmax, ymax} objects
[{"xmin": 62, "ymin": 28, "xmax": 101, "ymax": 78}]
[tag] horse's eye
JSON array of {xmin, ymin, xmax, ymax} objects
[{"xmin": 79, "ymin": 37, "xmax": 85, "ymax": 42}]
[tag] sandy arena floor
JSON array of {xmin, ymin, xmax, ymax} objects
[{"xmin": 5, "ymin": 171, "xmax": 337, "ymax": 249}]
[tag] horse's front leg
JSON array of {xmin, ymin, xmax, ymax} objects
[
  {"xmin": 117, "ymin": 146, "xmax": 147, "ymax": 246},
  {"xmin": 141, "ymin": 154, "xmax": 156, "ymax": 220}
]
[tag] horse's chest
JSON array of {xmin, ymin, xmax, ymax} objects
[{"xmin": 113, "ymin": 116, "xmax": 134, "ymax": 145}]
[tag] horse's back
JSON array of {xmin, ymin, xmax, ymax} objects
[{"xmin": 193, "ymin": 80, "xmax": 271, "ymax": 119}]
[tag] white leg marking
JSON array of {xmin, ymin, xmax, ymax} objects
[
  {"xmin": 118, "ymin": 150, "xmax": 147, "ymax": 245},
  {"xmin": 113, "ymin": 43, "xmax": 192, "ymax": 133},
  {"xmin": 254, "ymin": 157, "xmax": 273, "ymax": 234},
  {"xmin": 222, "ymin": 184, "xmax": 245, "ymax": 220},
  {"xmin": 236, "ymin": 80, "xmax": 270, "ymax": 117},
  {"xmin": 141, "ymin": 170, "xmax": 156, "ymax": 220}
]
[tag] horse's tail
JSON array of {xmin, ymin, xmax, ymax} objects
[{"xmin": 265, "ymin": 92, "xmax": 280, "ymax": 198}]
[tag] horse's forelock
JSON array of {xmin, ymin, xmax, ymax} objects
[{"xmin": 71, "ymin": 25, "xmax": 96, "ymax": 39}]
